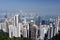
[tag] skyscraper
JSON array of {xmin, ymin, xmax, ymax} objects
[
  {"xmin": 8, "ymin": 25, "xmax": 14, "ymax": 38},
  {"xmin": 14, "ymin": 14, "xmax": 20, "ymax": 27},
  {"xmin": 29, "ymin": 20, "xmax": 38, "ymax": 40}
]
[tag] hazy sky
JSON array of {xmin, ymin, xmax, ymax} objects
[{"xmin": 0, "ymin": 0, "xmax": 60, "ymax": 16}]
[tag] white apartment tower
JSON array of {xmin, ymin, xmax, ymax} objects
[
  {"xmin": 13, "ymin": 14, "xmax": 21, "ymax": 37},
  {"xmin": 22, "ymin": 17, "xmax": 29, "ymax": 38},
  {"xmin": 14, "ymin": 15, "xmax": 19, "ymax": 27},
  {"xmin": 8, "ymin": 25, "xmax": 14, "ymax": 38}
]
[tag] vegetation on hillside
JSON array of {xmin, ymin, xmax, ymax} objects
[{"xmin": 0, "ymin": 30, "xmax": 31, "ymax": 40}]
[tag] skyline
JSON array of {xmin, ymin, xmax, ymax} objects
[{"xmin": 0, "ymin": 0, "xmax": 60, "ymax": 16}]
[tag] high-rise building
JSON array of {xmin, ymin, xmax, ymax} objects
[
  {"xmin": 8, "ymin": 24, "xmax": 21, "ymax": 38},
  {"xmin": 0, "ymin": 21, "xmax": 9, "ymax": 33},
  {"xmin": 47, "ymin": 22, "xmax": 55, "ymax": 39},
  {"xmin": 55, "ymin": 16, "xmax": 59, "ymax": 34},
  {"xmin": 29, "ymin": 20, "xmax": 38, "ymax": 40},
  {"xmin": 50, "ymin": 23, "xmax": 53, "ymax": 38},
  {"xmin": 35, "ymin": 16, "xmax": 41, "ymax": 27},
  {"xmin": 4, "ymin": 14, "xmax": 9, "ymax": 32},
  {"xmin": 0, "ymin": 23, "xmax": 4, "ymax": 30},
  {"xmin": 13, "ymin": 14, "xmax": 22, "ymax": 37},
  {"xmin": 8, "ymin": 25, "xmax": 14, "ymax": 38},
  {"xmin": 14, "ymin": 14, "xmax": 20, "ymax": 27},
  {"xmin": 40, "ymin": 24, "xmax": 49, "ymax": 40},
  {"xmin": 22, "ymin": 17, "xmax": 29, "ymax": 38},
  {"xmin": 18, "ymin": 23, "xmax": 23, "ymax": 37},
  {"xmin": 23, "ymin": 25, "xmax": 27, "ymax": 37},
  {"xmin": 8, "ymin": 14, "xmax": 23, "ymax": 38}
]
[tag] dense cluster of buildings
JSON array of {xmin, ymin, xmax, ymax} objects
[{"xmin": 0, "ymin": 14, "xmax": 60, "ymax": 40}]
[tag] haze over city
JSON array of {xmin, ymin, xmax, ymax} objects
[{"xmin": 0, "ymin": 0, "xmax": 60, "ymax": 17}]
